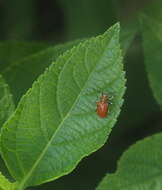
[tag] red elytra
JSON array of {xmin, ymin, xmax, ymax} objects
[{"xmin": 96, "ymin": 94, "xmax": 109, "ymax": 118}]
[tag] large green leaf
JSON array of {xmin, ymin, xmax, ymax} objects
[
  {"xmin": 1, "ymin": 40, "xmax": 82, "ymax": 104},
  {"xmin": 0, "ymin": 74, "xmax": 15, "ymax": 128},
  {"xmin": 141, "ymin": 15, "xmax": 162, "ymax": 107},
  {"xmin": 96, "ymin": 133, "xmax": 162, "ymax": 190},
  {"xmin": 0, "ymin": 23, "xmax": 125, "ymax": 190}
]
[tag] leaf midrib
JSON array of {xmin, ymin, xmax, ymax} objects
[{"xmin": 18, "ymin": 35, "xmax": 114, "ymax": 189}]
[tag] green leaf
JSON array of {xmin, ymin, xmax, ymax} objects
[
  {"xmin": 120, "ymin": 19, "xmax": 138, "ymax": 56},
  {"xmin": 141, "ymin": 15, "xmax": 162, "ymax": 107},
  {"xmin": 0, "ymin": 76, "xmax": 15, "ymax": 190},
  {"xmin": 144, "ymin": 0, "xmax": 162, "ymax": 22},
  {"xmin": 0, "ymin": 23, "xmax": 125, "ymax": 190},
  {"xmin": 1, "ymin": 40, "xmax": 82, "ymax": 104},
  {"xmin": 0, "ymin": 75, "xmax": 15, "ymax": 128},
  {"xmin": 0, "ymin": 172, "xmax": 16, "ymax": 190},
  {"xmin": 96, "ymin": 133, "xmax": 162, "ymax": 190},
  {"xmin": 0, "ymin": 75, "xmax": 15, "ymax": 179},
  {"xmin": 0, "ymin": 41, "xmax": 48, "ymax": 72}
]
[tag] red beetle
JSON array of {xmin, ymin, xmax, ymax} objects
[{"xmin": 96, "ymin": 94, "xmax": 109, "ymax": 118}]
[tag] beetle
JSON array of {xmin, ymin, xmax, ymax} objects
[{"xmin": 96, "ymin": 93, "xmax": 110, "ymax": 118}]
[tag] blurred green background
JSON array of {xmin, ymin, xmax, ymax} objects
[{"xmin": 0, "ymin": 0, "xmax": 162, "ymax": 190}]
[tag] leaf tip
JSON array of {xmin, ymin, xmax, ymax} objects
[{"xmin": 113, "ymin": 22, "xmax": 120, "ymax": 33}]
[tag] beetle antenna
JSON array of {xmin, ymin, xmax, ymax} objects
[{"xmin": 109, "ymin": 95, "xmax": 114, "ymax": 100}]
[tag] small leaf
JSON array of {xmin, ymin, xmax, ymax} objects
[
  {"xmin": 96, "ymin": 133, "xmax": 162, "ymax": 190},
  {"xmin": 0, "ymin": 75, "xmax": 15, "ymax": 129},
  {"xmin": 141, "ymin": 14, "xmax": 162, "ymax": 107},
  {"xmin": 0, "ymin": 172, "xmax": 16, "ymax": 190},
  {"xmin": 1, "ymin": 40, "xmax": 82, "ymax": 104},
  {"xmin": 0, "ymin": 23, "xmax": 125, "ymax": 189}
]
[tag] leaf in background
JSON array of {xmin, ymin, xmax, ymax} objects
[
  {"xmin": 144, "ymin": 0, "xmax": 162, "ymax": 22},
  {"xmin": 120, "ymin": 19, "xmax": 138, "ymax": 56},
  {"xmin": 0, "ymin": 23, "xmax": 125, "ymax": 189},
  {"xmin": 1, "ymin": 40, "xmax": 82, "ymax": 104},
  {"xmin": 0, "ymin": 74, "xmax": 15, "ymax": 128},
  {"xmin": 0, "ymin": 172, "xmax": 16, "ymax": 190},
  {"xmin": 0, "ymin": 75, "xmax": 15, "ymax": 183},
  {"xmin": 0, "ymin": 41, "xmax": 48, "ymax": 72},
  {"xmin": 96, "ymin": 133, "xmax": 162, "ymax": 190},
  {"xmin": 141, "ymin": 15, "xmax": 162, "ymax": 107}
]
